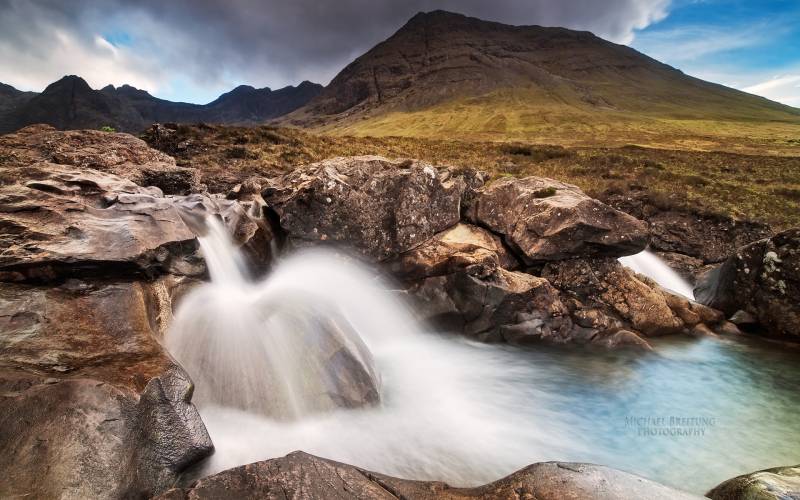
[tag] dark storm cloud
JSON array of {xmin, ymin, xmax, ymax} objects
[{"xmin": 0, "ymin": 0, "xmax": 669, "ymax": 100}]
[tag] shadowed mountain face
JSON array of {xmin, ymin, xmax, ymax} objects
[
  {"xmin": 0, "ymin": 76, "xmax": 322, "ymax": 134},
  {"xmin": 285, "ymin": 10, "xmax": 800, "ymax": 143}
]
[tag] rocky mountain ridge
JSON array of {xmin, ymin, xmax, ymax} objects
[{"xmin": 0, "ymin": 76, "xmax": 322, "ymax": 134}]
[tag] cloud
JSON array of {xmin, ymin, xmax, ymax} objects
[
  {"xmin": 0, "ymin": 0, "xmax": 671, "ymax": 102},
  {"xmin": 743, "ymin": 75, "xmax": 800, "ymax": 107},
  {"xmin": 632, "ymin": 24, "xmax": 776, "ymax": 62}
]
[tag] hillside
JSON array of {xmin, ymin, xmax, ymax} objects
[
  {"xmin": 285, "ymin": 10, "xmax": 800, "ymax": 152},
  {"xmin": 0, "ymin": 76, "xmax": 322, "ymax": 134}
]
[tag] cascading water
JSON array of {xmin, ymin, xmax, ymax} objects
[
  {"xmin": 166, "ymin": 217, "xmax": 800, "ymax": 494},
  {"xmin": 619, "ymin": 250, "xmax": 695, "ymax": 299}
]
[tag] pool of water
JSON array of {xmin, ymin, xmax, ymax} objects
[{"xmin": 196, "ymin": 332, "xmax": 800, "ymax": 495}]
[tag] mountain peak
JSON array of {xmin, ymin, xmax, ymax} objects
[{"xmin": 43, "ymin": 75, "xmax": 93, "ymax": 95}]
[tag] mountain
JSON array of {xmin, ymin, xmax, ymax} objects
[
  {"xmin": 0, "ymin": 76, "xmax": 323, "ymax": 134},
  {"xmin": 285, "ymin": 10, "xmax": 800, "ymax": 148}
]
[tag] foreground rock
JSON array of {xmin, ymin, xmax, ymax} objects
[
  {"xmin": 0, "ymin": 279, "xmax": 212, "ymax": 499},
  {"xmin": 0, "ymin": 162, "xmax": 271, "ymax": 282},
  {"xmin": 468, "ymin": 176, "xmax": 649, "ymax": 263},
  {"xmin": 156, "ymin": 451, "xmax": 700, "ymax": 500},
  {"xmin": 262, "ymin": 156, "xmax": 473, "ymax": 261},
  {"xmin": 707, "ymin": 464, "xmax": 800, "ymax": 500},
  {"xmin": 695, "ymin": 229, "xmax": 800, "ymax": 340}
]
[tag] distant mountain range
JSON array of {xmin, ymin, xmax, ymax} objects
[
  {"xmin": 0, "ymin": 76, "xmax": 322, "ymax": 133},
  {"xmin": 1, "ymin": 10, "xmax": 798, "ymax": 144}
]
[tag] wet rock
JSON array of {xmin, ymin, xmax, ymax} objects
[
  {"xmin": 155, "ymin": 451, "xmax": 701, "ymax": 500},
  {"xmin": 468, "ymin": 176, "xmax": 649, "ymax": 263},
  {"xmin": 262, "ymin": 156, "xmax": 468, "ymax": 261},
  {"xmin": 695, "ymin": 229, "xmax": 800, "ymax": 340},
  {"xmin": 707, "ymin": 464, "xmax": 800, "ymax": 500},
  {"xmin": 0, "ymin": 162, "xmax": 272, "ymax": 281},
  {"xmin": 0, "ymin": 281, "xmax": 212, "ymax": 499},
  {"xmin": 655, "ymin": 251, "xmax": 706, "ymax": 284},
  {"xmin": 388, "ymin": 223, "xmax": 518, "ymax": 280}
]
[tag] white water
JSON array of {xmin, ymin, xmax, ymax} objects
[
  {"xmin": 619, "ymin": 250, "xmax": 695, "ymax": 299},
  {"xmin": 166, "ymin": 219, "xmax": 800, "ymax": 493}
]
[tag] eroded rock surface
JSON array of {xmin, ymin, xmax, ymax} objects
[
  {"xmin": 469, "ymin": 176, "xmax": 649, "ymax": 263},
  {"xmin": 0, "ymin": 280, "xmax": 212, "ymax": 499},
  {"xmin": 155, "ymin": 451, "xmax": 701, "ymax": 500},
  {"xmin": 695, "ymin": 228, "xmax": 800, "ymax": 340},
  {"xmin": 0, "ymin": 162, "xmax": 271, "ymax": 282},
  {"xmin": 707, "ymin": 464, "xmax": 800, "ymax": 500},
  {"xmin": 262, "ymin": 156, "xmax": 469, "ymax": 261}
]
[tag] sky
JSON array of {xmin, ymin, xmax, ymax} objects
[{"xmin": 0, "ymin": 0, "xmax": 797, "ymax": 107}]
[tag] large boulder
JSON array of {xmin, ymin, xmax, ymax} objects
[
  {"xmin": 0, "ymin": 280, "xmax": 212, "ymax": 499},
  {"xmin": 0, "ymin": 124, "xmax": 200, "ymax": 194},
  {"xmin": 707, "ymin": 464, "xmax": 800, "ymax": 500},
  {"xmin": 262, "ymin": 156, "xmax": 471, "ymax": 261},
  {"xmin": 0, "ymin": 162, "xmax": 272, "ymax": 282},
  {"xmin": 543, "ymin": 258, "xmax": 722, "ymax": 338},
  {"xmin": 155, "ymin": 451, "xmax": 701, "ymax": 500},
  {"xmin": 695, "ymin": 229, "xmax": 800, "ymax": 340},
  {"xmin": 468, "ymin": 176, "xmax": 649, "ymax": 263}
]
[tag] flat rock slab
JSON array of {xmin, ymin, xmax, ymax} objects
[{"xmin": 156, "ymin": 451, "xmax": 702, "ymax": 500}]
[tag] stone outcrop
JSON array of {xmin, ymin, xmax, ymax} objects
[
  {"xmin": 707, "ymin": 464, "xmax": 800, "ymax": 500},
  {"xmin": 262, "ymin": 156, "xmax": 468, "ymax": 261},
  {"xmin": 0, "ymin": 280, "xmax": 212, "ymax": 499},
  {"xmin": 695, "ymin": 229, "xmax": 800, "ymax": 340},
  {"xmin": 468, "ymin": 176, "xmax": 649, "ymax": 263},
  {"xmin": 543, "ymin": 258, "xmax": 722, "ymax": 337},
  {"xmin": 155, "ymin": 451, "xmax": 701, "ymax": 500},
  {"xmin": 0, "ymin": 162, "xmax": 272, "ymax": 282}
]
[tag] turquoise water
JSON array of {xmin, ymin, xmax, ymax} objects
[{"xmin": 502, "ymin": 335, "xmax": 800, "ymax": 493}]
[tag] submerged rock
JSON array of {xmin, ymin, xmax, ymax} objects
[
  {"xmin": 262, "ymin": 156, "xmax": 469, "ymax": 261},
  {"xmin": 695, "ymin": 228, "xmax": 800, "ymax": 340},
  {"xmin": 707, "ymin": 464, "xmax": 800, "ymax": 500},
  {"xmin": 468, "ymin": 176, "xmax": 649, "ymax": 263},
  {"xmin": 0, "ymin": 280, "xmax": 212, "ymax": 499},
  {"xmin": 155, "ymin": 451, "xmax": 701, "ymax": 500}
]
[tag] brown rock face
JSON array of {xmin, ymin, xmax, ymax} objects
[
  {"xmin": 695, "ymin": 228, "xmax": 800, "ymax": 340},
  {"xmin": 469, "ymin": 176, "xmax": 649, "ymax": 263},
  {"xmin": 388, "ymin": 223, "xmax": 518, "ymax": 280},
  {"xmin": 543, "ymin": 258, "xmax": 721, "ymax": 337},
  {"xmin": 156, "ymin": 451, "xmax": 701, "ymax": 500},
  {"xmin": 707, "ymin": 464, "xmax": 800, "ymax": 500},
  {"xmin": 0, "ymin": 280, "xmax": 212, "ymax": 499},
  {"xmin": 0, "ymin": 162, "xmax": 271, "ymax": 282},
  {"xmin": 262, "ymin": 156, "xmax": 468, "ymax": 261}
]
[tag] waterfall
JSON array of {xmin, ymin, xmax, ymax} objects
[
  {"xmin": 166, "ymin": 216, "xmax": 385, "ymax": 419},
  {"xmin": 619, "ymin": 250, "xmax": 694, "ymax": 299}
]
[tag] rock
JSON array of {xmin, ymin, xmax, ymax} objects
[
  {"xmin": 0, "ymin": 162, "xmax": 272, "ymax": 282},
  {"xmin": 262, "ymin": 156, "xmax": 468, "ymax": 261},
  {"xmin": 603, "ymin": 190, "xmax": 772, "ymax": 264},
  {"xmin": 468, "ymin": 176, "xmax": 649, "ymax": 263},
  {"xmin": 387, "ymin": 223, "xmax": 518, "ymax": 280},
  {"xmin": 655, "ymin": 251, "xmax": 706, "ymax": 284},
  {"xmin": 695, "ymin": 229, "xmax": 800, "ymax": 340},
  {"xmin": 716, "ymin": 321, "xmax": 743, "ymax": 336},
  {"xmin": 543, "ymin": 258, "xmax": 685, "ymax": 336},
  {"xmin": 730, "ymin": 309, "xmax": 758, "ymax": 326},
  {"xmin": 155, "ymin": 451, "xmax": 701, "ymax": 500},
  {"xmin": 707, "ymin": 464, "xmax": 800, "ymax": 500},
  {"xmin": 407, "ymin": 266, "xmax": 643, "ymax": 348},
  {"xmin": 0, "ymin": 280, "xmax": 212, "ymax": 499},
  {"xmin": 0, "ymin": 124, "xmax": 201, "ymax": 192}
]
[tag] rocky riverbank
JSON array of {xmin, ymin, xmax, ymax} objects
[{"xmin": 1, "ymin": 124, "xmax": 797, "ymax": 499}]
